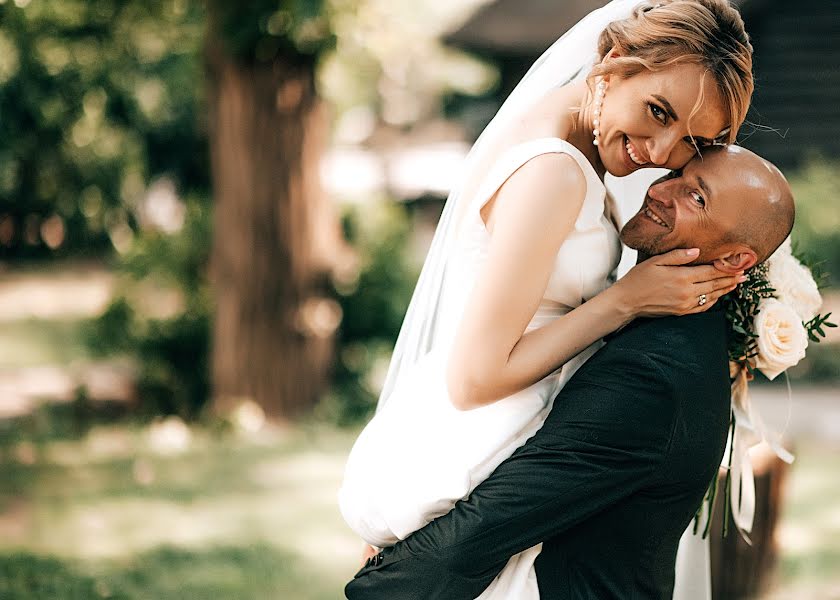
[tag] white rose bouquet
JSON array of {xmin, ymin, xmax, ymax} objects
[
  {"xmin": 727, "ymin": 243, "xmax": 834, "ymax": 378},
  {"xmin": 753, "ymin": 298, "xmax": 808, "ymax": 379},
  {"xmin": 694, "ymin": 242, "xmax": 835, "ymax": 539}
]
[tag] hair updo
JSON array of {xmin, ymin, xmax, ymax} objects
[{"xmin": 590, "ymin": 0, "xmax": 753, "ymax": 144}]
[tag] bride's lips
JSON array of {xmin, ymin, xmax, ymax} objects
[{"xmin": 623, "ymin": 135, "xmax": 649, "ymax": 170}]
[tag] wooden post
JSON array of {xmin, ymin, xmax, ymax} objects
[{"xmin": 710, "ymin": 443, "xmax": 790, "ymax": 599}]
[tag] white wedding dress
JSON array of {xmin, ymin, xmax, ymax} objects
[{"xmin": 339, "ymin": 136, "xmax": 622, "ymax": 598}]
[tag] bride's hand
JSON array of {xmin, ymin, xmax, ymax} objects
[
  {"xmin": 612, "ymin": 248, "xmax": 747, "ymax": 318},
  {"xmin": 360, "ymin": 543, "xmax": 379, "ymax": 568}
]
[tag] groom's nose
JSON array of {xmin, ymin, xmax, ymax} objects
[{"xmin": 647, "ymin": 180, "xmax": 676, "ymax": 206}]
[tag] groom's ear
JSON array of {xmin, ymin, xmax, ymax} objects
[{"xmin": 713, "ymin": 248, "xmax": 757, "ymax": 274}]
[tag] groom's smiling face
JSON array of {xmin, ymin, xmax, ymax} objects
[{"xmin": 620, "ymin": 146, "xmax": 790, "ymax": 265}]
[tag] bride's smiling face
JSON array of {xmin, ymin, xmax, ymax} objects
[{"xmin": 595, "ymin": 62, "xmax": 729, "ymax": 177}]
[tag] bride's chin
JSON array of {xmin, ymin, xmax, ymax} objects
[{"xmin": 598, "ymin": 142, "xmax": 632, "ymax": 177}]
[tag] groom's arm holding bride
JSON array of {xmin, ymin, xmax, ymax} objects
[
  {"xmin": 345, "ymin": 323, "xmax": 724, "ymax": 599},
  {"xmin": 345, "ymin": 147, "xmax": 797, "ymax": 600}
]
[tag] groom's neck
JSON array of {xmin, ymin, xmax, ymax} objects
[{"xmin": 636, "ymin": 251, "xmax": 714, "ymax": 268}]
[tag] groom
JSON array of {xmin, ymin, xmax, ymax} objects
[{"xmin": 345, "ymin": 146, "xmax": 795, "ymax": 599}]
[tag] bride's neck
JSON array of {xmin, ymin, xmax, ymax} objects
[{"xmin": 556, "ymin": 81, "xmax": 606, "ymax": 178}]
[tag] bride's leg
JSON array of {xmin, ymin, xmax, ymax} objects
[
  {"xmin": 672, "ymin": 524, "xmax": 711, "ymax": 600},
  {"xmin": 474, "ymin": 544, "xmax": 543, "ymax": 600}
]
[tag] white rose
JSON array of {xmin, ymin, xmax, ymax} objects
[
  {"xmin": 754, "ymin": 298, "xmax": 809, "ymax": 380},
  {"xmin": 775, "ymin": 236, "xmax": 793, "ymax": 256},
  {"xmin": 767, "ymin": 251, "xmax": 822, "ymax": 322}
]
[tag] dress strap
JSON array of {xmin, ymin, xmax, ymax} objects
[{"xmin": 468, "ymin": 137, "xmax": 606, "ymax": 226}]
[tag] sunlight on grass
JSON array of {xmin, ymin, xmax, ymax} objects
[
  {"xmin": 2, "ymin": 421, "xmax": 838, "ymax": 599},
  {"xmin": 0, "ymin": 545, "xmax": 345, "ymax": 600},
  {"xmin": 761, "ymin": 441, "xmax": 840, "ymax": 599},
  {"xmin": 1, "ymin": 424, "xmax": 362, "ymax": 599},
  {"xmin": 0, "ymin": 319, "xmax": 94, "ymax": 368}
]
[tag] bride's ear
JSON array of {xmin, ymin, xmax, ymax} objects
[
  {"xmin": 603, "ymin": 46, "xmax": 623, "ymax": 62},
  {"xmin": 713, "ymin": 248, "xmax": 757, "ymax": 274}
]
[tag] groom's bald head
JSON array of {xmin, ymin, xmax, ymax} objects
[
  {"xmin": 711, "ymin": 146, "xmax": 795, "ymax": 263},
  {"xmin": 621, "ymin": 146, "xmax": 795, "ymax": 273}
]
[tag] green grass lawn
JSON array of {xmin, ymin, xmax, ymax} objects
[
  {"xmin": 0, "ymin": 423, "xmax": 364, "ymax": 600},
  {"xmin": 762, "ymin": 442, "xmax": 840, "ymax": 599},
  {"xmin": 0, "ymin": 319, "xmax": 95, "ymax": 369},
  {"xmin": 1, "ymin": 419, "xmax": 839, "ymax": 599}
]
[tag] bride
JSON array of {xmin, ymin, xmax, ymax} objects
[{"xmin": 340, "ymin": 0, "xmax": 753, "ymax": 597}]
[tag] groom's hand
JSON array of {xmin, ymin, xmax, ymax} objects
[{"xmin": 360, "ymin": 543, "xmax": 378, "ymax": 568}]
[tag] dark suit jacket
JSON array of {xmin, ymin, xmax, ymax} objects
[{"xmin": 345, "ymin": 307, "xmax": 731, "ymax": 599}]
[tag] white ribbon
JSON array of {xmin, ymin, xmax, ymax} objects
[{"xmin": 724, "ymin": 365, "xmax": 795, "ymax": 540}]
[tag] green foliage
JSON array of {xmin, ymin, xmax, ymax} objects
[
  {"xmin": 316, "ymin": 200, "xmax": 419, "ymax": 426},
  {"xmin": 85, "ymin": 194, "xmax": 420, "ymax": 425},
  {"xmin": 208, "ymin": 0, "xmax": 335, "ymax": 63},
  {"xmin": 0, "ymin": 0, "xmax": 208, "ymax": 260},
  {"xmin": 0, "ymin": 389, "xmax": 129, "ymax": 453},
  {"xmin": 0, "ymin": 545, "xmax": 342, "ymax": 599},
  {"xmin": 2, "ymin": 0, "xmax": 482, "ymax": 427},
  {"xmin": 805, "ymin": 312, "xmax": 837, "ymax": 343},
  {"xmin": 724, "ymin": 252, "xmax": 836, "ymax": 374},
  {"xmin": 0, "ymin": 554, "xmax": 122, "ymax": 600},
  {"xmin": 0, "ymin": 0, "xmax": 344, "ymax": 261},
  {"xmin": 84, "ymin": 200, "xmax": 212, "ymax": 420},
  {"xmin": 722, "ymin": 261, "xmax": 775, "ymax": 367},
  {"xmin": 788, "ymin": 157, "xmax": 840, "ymax": 287}
]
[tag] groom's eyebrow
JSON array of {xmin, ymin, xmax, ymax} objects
[
  {"xmin": 697, "ymin": 175, "xmax": 712, "ymax": 200},
  {"xmin": 652, "ymin": 95, "xmax": 679, "ymax": 121}
]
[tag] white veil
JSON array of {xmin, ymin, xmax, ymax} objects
[{"xmin": 377, "ymin": 0, "xmax": 644, "ymax": 411}]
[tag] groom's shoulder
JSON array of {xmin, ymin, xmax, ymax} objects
[
  {"xmin": 610, "ymin": 308, "xmax": 726, "ymax": 351},
  {"xmin": 558, "ymin": 309, "xmax": 729, "ymax": 409},
  {"xmin": 603, "ymin": 309, "xmax": 729, "ymax": 385}
]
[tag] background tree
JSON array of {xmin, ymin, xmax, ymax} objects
[
  {"xmin": 204, "ymin": 1, "xmax": 346, "ymax": 419},
  {"xmin": 0, "ymin": 0, "xmax": 350, "ymax": 420}
]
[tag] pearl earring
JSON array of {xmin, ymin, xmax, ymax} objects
[{"xmin": 593, "ymin": 78, "xmax": 607, "ymax": 146}]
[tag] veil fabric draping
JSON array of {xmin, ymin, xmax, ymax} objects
[
  {"xmin": 375, "ymin": 0, "xmax": 645, "ymax": 413},
  {"xmin": 373, "ymin": 1, "xmax": 714, "ymax": 598}
]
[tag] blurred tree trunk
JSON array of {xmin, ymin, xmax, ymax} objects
[
  {"xmin": 710, "ymin": 446, "xmax": 789, "ymax": 599},
  {"xmin": 205, "ymin": 6, "xmax": 342, "ymax": 419}
]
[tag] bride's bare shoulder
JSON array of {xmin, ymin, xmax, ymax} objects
[{"xmin": 481, "ymin": 151, "xmax": 585, "ymax": 233}]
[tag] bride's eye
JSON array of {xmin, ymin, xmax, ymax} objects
[{"xmin": 649, "ymin": 103, "xmax": 668, "ymax": 124}]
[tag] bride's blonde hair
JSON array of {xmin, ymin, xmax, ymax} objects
[{"xmin": 590, "ymin": 0, "xmax": 753, "ymax": 144}]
